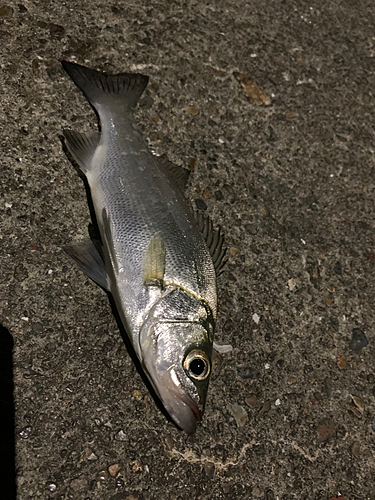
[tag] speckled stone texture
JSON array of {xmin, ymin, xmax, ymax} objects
[{"xmin": 1, "ymin": 0, "xmax": 374, "ymax": 498}]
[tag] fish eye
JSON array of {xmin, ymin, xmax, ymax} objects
[{"xmin": 183, "ymin": 350, "xmax": 210, "ymax": 381}]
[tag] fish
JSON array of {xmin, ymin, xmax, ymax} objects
[{"xmin": 61, "ymin": 61, "xmax": 226, "ymax": 433}]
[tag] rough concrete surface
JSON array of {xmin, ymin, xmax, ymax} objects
[{"xmin": 1, "ymin": 0, "xmax": 374, "ymax": 498}]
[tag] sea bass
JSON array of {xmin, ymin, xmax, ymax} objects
[{"xmin": 61, "ymin": 62, "xmax": 226, "ymax": 433}]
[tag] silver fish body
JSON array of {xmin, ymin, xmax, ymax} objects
[{"xmin": 62, "ymin": 62, "xmax": 225, "ymax": 433}]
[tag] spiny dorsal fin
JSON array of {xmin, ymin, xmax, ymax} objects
[
  {"xmin": 62, "ymin": 61, "xmax": 149, "ymax": 110},
  {"xmin": 195, "ymin": 212, "xmax": 227, "ymax": 274},
  {"xmin": 157, "ymin": 155, "xmax": 190, "ymax": 192},
  {"xmin": 63, "ymin": 129, "xmax": 100, "ymax": 175},
  {"xmin": 143, "ymin": 231, "xmax": 166, "ymax": 288}
]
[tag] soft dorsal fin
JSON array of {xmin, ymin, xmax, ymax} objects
[
  {"xmin": 195, "ymin": 212, "xmax": 227, "ymax": 274},
  {"xmin": 143, "ymin": 231, "xmax": 166, "ymax": 288},
  {"xmin": 63, "ymin": 129, "xmax": 100, "ymax": 175},
  {"xmin": 157, "ymin": 155, "xmax": 190, "ymax": 192}
]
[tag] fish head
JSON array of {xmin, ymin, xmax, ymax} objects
[{"xmin": 141, "ymin": 321, "xmax": 213, "ymax": 434}]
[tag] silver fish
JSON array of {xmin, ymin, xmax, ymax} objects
[{"xmin": 61, "ymin": 62, "xmax": 226, "ymax": 433}]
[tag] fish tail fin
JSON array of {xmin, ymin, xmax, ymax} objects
[{"xmin": 61, "ymin": 61, "xmax": 149, "ymax": 111}]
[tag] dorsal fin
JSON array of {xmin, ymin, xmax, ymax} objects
[
  {"xmin": 195, "ymin": 212, "xmax": 227, "ymax": 274},
  {"xmin": 157, "ymin": 155, "xmax": 190, "ymax": 192}
]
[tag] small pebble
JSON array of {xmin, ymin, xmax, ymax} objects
[
  {"xmin": 352, "ymin": 395, "xmax": 364, "ymax": 414},
  {"xmin": 222, "ymin": 483, "xmax": 232, "ymax": 494},
  {"xmin": 97, "ymin": 470, "xmax": 108, "ymax": 481},
  {"xmin": 115, "ymin": 430, "xmax": 127, "ymax": 441},
  {"xmin": 87, "ymin": 453, "xmax": 98, "ymax": 461},
  {"xmin": 19, "ymin": 426, "xmax": 32, "ymax": 439},
  {"xmin": 195, "ymin": 199, "xmax": 207, "ymax": 211},
  {"xmin": 346, "ymin": 404, "xmax": 363, "ymax": 418},
  {"xmin": 288, "ymin": 278, "xmax": 297, "ymax": 291},
  {"xmin": 236, "ymin": 73, "xmax": 271, "ymax": 105},
  {"xmin": 276, "ymin": 359, "xmax": 284, "ymax": 370},
  {"xmin": 108, "ymin": 463, "xmax": 122, "ymax": 477},
  {"xmin": 337, "ymin": 355, "xmax": 346, "ymax": 369},
  {"xmin": 47, "ymin": 483, "xmax": 57, "ymax": 492},
  {"xmin": 229, "ymin": 247, "xmax": 238, "ymax": 256},
  {"xmin": 229, "ymin": 403, "xmax": 248, "ymax": 427},
  {"xmin": 326, "ymin": 296, "xmax": 334, "ymax": 306},
  {"xmin": 116, "ymin": 478, "xmax": 125, "ymax": 489},
  {"xmin": 185, "ymin": 106, "xmax": 198, "ymax": 116},
  {"xmin": 349, "ymin": 328, "xmax": 368, "ymax": 354},
  {"xmin": 223, "ymin": 184, "xmax": 234, "ymax": 194},
  {"xmin": 316, "ymin": 423, "xmax": 335, "ymax": 441},
  {"xmin": 70, "ymin": 478, "xmax": 88, "ymax": 492},
  {"xmin": 352, "ymin": 442, "xmax": 361, "ymax": 457},
  {"xmin": 275, "ymin": 398, "xmax": 281, "ymax": 406},
  {"xmin": 245, "ymin": 395, "xmax": 258, "ymax": 408},
  {"xmin": 133, "ymin": 390, "xmax": 142, "ymax": 400},
  {"xmin": 324, "ymin": 377, "xmax": 332, "ymax": 398},
  {"xmin": 252, "ymin": 313, "xmax": 260, "ymax": 324},
  {"xmin": 31, "ymin": 322, "xmax": 44, "ymax": 334},
  {"xmin": 0, "ymin": 5, "xmax": 13, "ymax": 16},
  {"xmin": 204, "ymin": 462, "xmax": 215, "ymax": 479},
  {"xmin": 237, "ymin": 366, "xmax": 261, "ymax": 380},
  {"xmin": 202, "ymin": 189, "xmax": 211, "ymax": 199},
  {"xmin": 334, "ymin": 261, "xmax": 342, "ymax": 275},
  {"xmin": 130, "ymin": 460, "xmax": 143, "ymax": 472},
  {"xmin": 327, "ymin": 285, "xmax": 335, "ymax": 293},
  {"xmin": 258, "ymin": 400, "xmax": 271, "ymax": 418}
]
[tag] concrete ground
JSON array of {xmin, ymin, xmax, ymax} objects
[{"xmin": 1, "ymin": 0, "xmax": 374, "ymax": 498}]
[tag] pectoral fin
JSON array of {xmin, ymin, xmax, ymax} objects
[
  {"xmin": 143, "ymin": 232, "xmax": 166, "ymax": 288},
  {"xmin": 64, "ymin": 240, "xmax": 109, "ymax": 291}
]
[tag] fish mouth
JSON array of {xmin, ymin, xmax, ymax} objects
[
  {"xmin": 160, "ymin": 369, "xmax": 203, "ymax": 434},
  {"xmin": 179, "ymin": 392, "xmax": 203, "ymax": 422}
]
